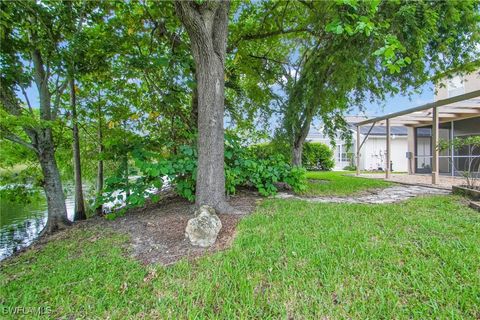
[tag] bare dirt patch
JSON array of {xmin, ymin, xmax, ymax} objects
[
  {"xmin": 103, "ymin": 191, "xmax": 259, "ymax": 265},
  {"xmin": 16, "ymin": 191, "xmax": 260, "ymax": 266}
]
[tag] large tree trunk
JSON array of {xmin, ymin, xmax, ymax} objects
[
  {"xmin": 175, "ymin": 1, "xmax": 235, "ymax": 214},
  {"xmin": 70, "ymin": 76, "xmax": 86, "ymax": 221},
  {"xmin": 1, "ymin": 72, "xmax": 70, "ymax": 235},
  {"xmin": 190, "ymin": 81, "xmax": 198, "ymax": 132},
  {"xmin": 189, "ymin": 67, "xmax": 199, "ymax": 132},
  {"xmin": 37, "ymin": 131, "xmax": 71, "ymax": 233},
  {"xmin": 194, "ymin": 44, "xmax": 227, "ymax": 210},
  {"xmin": 95, "ymin": 103, "xmax": 104, "ymax": 216}
]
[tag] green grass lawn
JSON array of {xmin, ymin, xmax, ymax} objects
[
  {"xmin": 1, "ymin": 195, "xmax": 479, "ymax": 319},
  {"xmin": 301, "ymin": 171, "xmax": 393, "ymax": 196}
]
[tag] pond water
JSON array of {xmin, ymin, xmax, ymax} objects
[
  {"xmin": 0, "ymin": 179, "xmax": 164, "ymax": 261},
  {"xmin": 0, "ymin": 189, "xmax": 76, "ymax": 261}
]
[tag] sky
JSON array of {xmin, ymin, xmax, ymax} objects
[
  {"xmin": 23, "ymin": 76, "xmax": 435, "ymax": 122},
  {"xmin": 348, "ymin": 82, "xmax": 435, "ymax": 118}
]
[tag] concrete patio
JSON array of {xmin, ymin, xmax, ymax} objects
[{"xmin": 356, "ymin": 173, "xmax": 465, "ymax": 190}]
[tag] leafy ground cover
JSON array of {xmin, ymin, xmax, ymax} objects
[
  {"xmin": 1, "ymin": 195, "xmax": 478, "ymax": 319},
  {"xmin": 302, "ymin": 171, "xmax": 393, "ymax": 196}
]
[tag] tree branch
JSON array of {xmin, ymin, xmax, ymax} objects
[
  {"xmin": 248, "ymin": 54, "xmax": 291, "ymax": 66},
  {"xmin": 20, "ymin": 85, "xmax": 34, "ymax": 114},
  {"xmin": 141, "ymin": 1, "xmax": 183, "ymax": 51},
  {"xmin": 174, "ymin": 1, "xmax": 209, "ymax": 45},
  {"xmin": 52, "ymin": 80, "xmax": 68, "ymax": 120},
  {"xmin": 1, "ymin": 129, "xmax": 38, "ymax": 153},
  {"xmin": 227, "ymin": 27, "xmax": 314, "ymax": 53}
]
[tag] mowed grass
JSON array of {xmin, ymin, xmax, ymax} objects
[
  {"xmin": 302, "ymin": 171, "xmax": 393, "ymax": 196},
  {"xmin": 1, "ymin": 196, "xmax": 479, "ymax": 319}
]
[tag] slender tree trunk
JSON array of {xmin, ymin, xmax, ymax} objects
[
  {"xmin": 292, "ymin": 141, "xmax": 304, "ymax": 167},
  {"xmin": 124, "ymin": 155, "xmax": 130, "ymax": 198},
  {"xmin": 31, "ymin": 47, "xmax": 69, "ymax": 233},
  {"xmin": 1, "ymin": 79, "xmax": 69, "ymax": 232},
  {"xmin": 175, "ymin": 1, "xmax": 236, "ymax": 214},
  {"xmin": 291, "ymin": 115, "xmax": 313, "ymax": 167},
  {"xmin": 96, "ymin": 157, "xmax": 104, "ymax": 215},
  {"xmin": 95, "ymin": 104, "xmax": 104, "ymax": 215},
  {"xmin": 37, "ymin": 131, "xmax": 71, "ymax": 233},
  {"xmin": 70, "ymin": 76, "xmax": 86, "ymax": 220}
]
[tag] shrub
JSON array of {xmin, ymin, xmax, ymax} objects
[
  {"xmin": 302, "ymin": 142, "xmax": 334, "ymax": 171},
  {"xmin": 248, "ymin": 141, "xmax": 290, "ymax": 161},
  {"xmin": 225, "ymin": 135, "xmax": 306, "ymax": 196},
  {"xmin": 99, "ymin": 134, "xmax": 307, "ymax": 217},
  {"xmin": 249, "ymin": 141, "xmax": 335, "ymax": 171},
  {"xmin": 343, "ymin": 164, "xmax": 357, "ymax": 171}
]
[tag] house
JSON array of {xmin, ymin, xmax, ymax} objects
[
  {"xmin": 409, "ymin": 71, "xmax": 480, "ymax": 176},
  {"xmin": 306, "ymin": 117, "xmax": 409, "ymax": 172},
  {"xmin": 354, "ymin": 69, "xmax": 480, "ymax": 184}
]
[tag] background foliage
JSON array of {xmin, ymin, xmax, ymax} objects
[{"xmin": 302, "ymin": 142, "xmax": 335, "ymax": 171}]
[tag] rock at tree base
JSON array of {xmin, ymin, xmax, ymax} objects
[{"xmin": 185, "ymin": 205, "xmax": 222, "ymax": 247}]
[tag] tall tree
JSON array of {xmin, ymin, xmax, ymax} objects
[
  {"xmin": 0, "ymin": 2, "xmax": 71, "ymax": 233},
  {"xmin": 65, "ymin": 0, "xmax": 88, "ymax": 221},
  {"xmin": 174, "ymin": 0, "xmax": 235, "ymax": 213},
  {"xmin": 69, "ymin": 76, "xmax": 86, "ymax": 220},
  {"xmin": 95, "ymin": 93, "xmax": 104, "ymax": 216},
  {"xmin": 270, "ymin": 0, "xmax": 480, "ymax": 166}
]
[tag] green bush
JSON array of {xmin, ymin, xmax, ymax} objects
[
  {"xmin": 343, "ymin": 164, "xmax": 357, "ymax": 171},
  {"xmin": 302, "ymin": 142, "xmax": 335, "ymax": 171},
  {"xmin": 99, "ymin": 134, "xmax": 307, "ymax": 217},
  {"xmin": 250, "ymin": 141, "xmax": 335, "ymax": 171},
  {"xmin": 248, "ymin": 141, "xmax": 290, "ymax": 161},
  {"xmin": 225, "ymin": 134, "xmax": 306, "ymax": 196}
]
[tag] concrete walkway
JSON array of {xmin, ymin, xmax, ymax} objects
[
  {"xmin": 276, "ymin": 185, "xmax": 450, "ymax": 204},
  {"xmin": 357, "ymin": 173, "xmax": 464, "ymax": 190}
]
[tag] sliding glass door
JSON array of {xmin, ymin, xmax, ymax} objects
[{"xmin": 415, "ymin": 127, "xmax": 432, "ymax": 173}]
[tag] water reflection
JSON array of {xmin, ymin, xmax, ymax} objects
[
  {"xmin": 0, "ymin": 181, "xmax": 162, "ymax": 261},
  {"xmin": 0, "ymin": 188, "xmax": 76, "ymax": 261}
]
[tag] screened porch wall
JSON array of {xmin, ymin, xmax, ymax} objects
[{"xmin": 414, "ymin": 116, "xmax": 480, "ymax": 176}]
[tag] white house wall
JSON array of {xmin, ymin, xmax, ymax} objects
[
  {"xmin": 305, "ymin": 137, "xmax": 348, "ymax": 170},
  {"xmin": 306, "ymin": 134, "xmax": 408, "ymax": 172},
  {"xmin": 359, "ymin": 136, "xmax": 408, "ymax": 172}
]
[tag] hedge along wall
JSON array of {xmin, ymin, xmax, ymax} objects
[{"xmin": 250, "ymin": 142, "xmax": 334, "ymax": 171}]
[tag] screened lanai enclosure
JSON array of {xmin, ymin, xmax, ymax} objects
[
  {"xmin": 415, "ymin": 117, "xmax": 479, "ymax": 176},
  {"xmin": 355, "ymin": 89, "xmax": 480, "ymax": 184}
]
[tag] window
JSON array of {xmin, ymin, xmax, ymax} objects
[
  {"xmin": 335, "ymin": 144, "xmax": 350, "ymax": 162},
  {"xmin": 447, "ymin": 75, "xmax": 465, "ymax": 97}
]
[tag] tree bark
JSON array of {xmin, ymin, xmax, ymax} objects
[
  {"xmin": 1, "ymin": 76, "xmax": 70, "ymax": 234},
  {"xmin": 0, "ymin": 20, "xmax": 70, "ymax": 234},
  {"xmin": 95, "ymin": 103, "xmax": 104, "ymax": 216},
  {"xmin": 175, "ymin": 1, "xmax": 236, "ymax": 214},
  {"xmin": 291, "ymin": 112, "xmax": 313, "ymax": 167},
  {"xmin": 38, "ymin": 131, "xmax": 71, "ymax": 233},
  {"xmin": 32, "ymin": 47, "xmax": 70, "ymax": 232},
  {"xmin": 292, "ymin": 141, "xmax": 304, "ymax": 167},
  {"xmin": 190, "ymin": 75, "xmax": 199, "ymax": 132},
  {"xmin": 124, "ymin": 155, "xmax": 130, "ymax": 198},
  {"xmin": 70, "ymin": 76, "xmax": 86, "ymax": 220}
]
